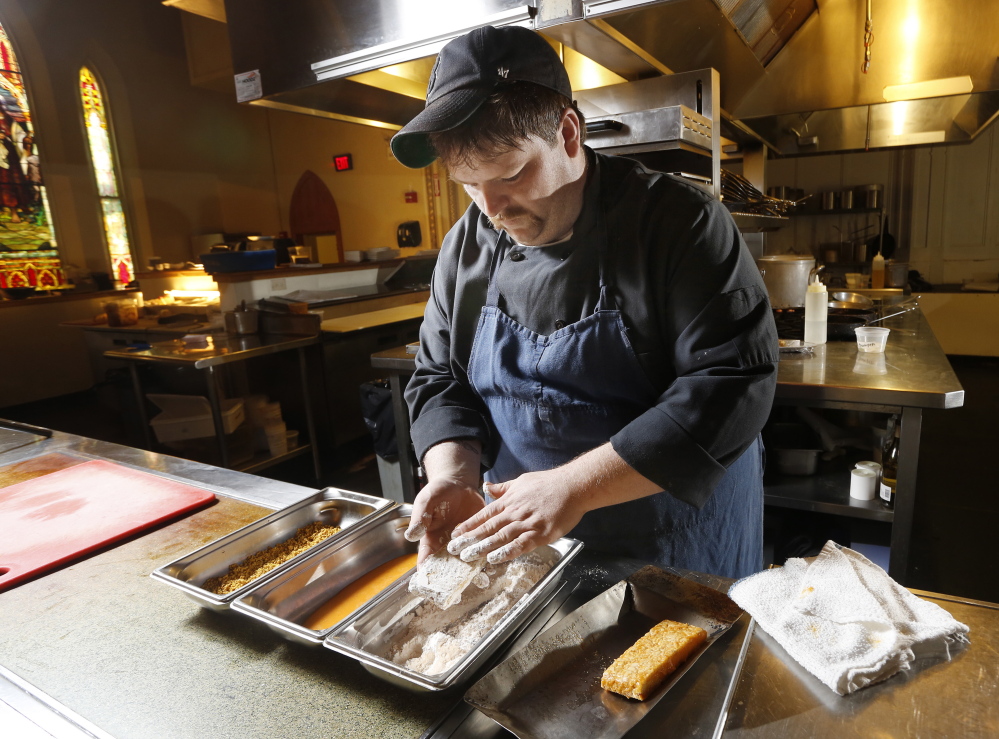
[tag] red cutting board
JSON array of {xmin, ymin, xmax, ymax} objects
[{"xmin": 0, "ymin": 459, "xmax": 216, "ymax": 590}]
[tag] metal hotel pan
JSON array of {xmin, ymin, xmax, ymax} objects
[
  {"xmin": 464, "ymin": 565, "xmax": 744, "ymax": 739},
  {"xmin": 150, "ymin": 488, "xmax": 393, "ymax": 610},
  {"xmin": 231, "ymin": 505, "xmax": 417, "ymax": 646},
  {"xmin": 324, "ymin": 537, "xmax": 583, "ymax": 693}
]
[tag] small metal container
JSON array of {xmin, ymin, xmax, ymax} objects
[
  {"xmin": 232, "ymin": 505, "xmax": 417, "ymax": 646},
  {"xmin": 839, "ymin": 189, "xmax": 854, "ymax": 209},
  {"xmin": 821, "ymin": 191, "xmax": 837, "ymax": 210},
  {"xmin": 856, "ymin": 183, "xmax": 884, "ymax": 209},
  {"xmin": 324, "ymin": 537, "xmax": 583, "ymax": 692},
  {"xmin": 151, "ymin": 489, "xmax": 393, "ymax": 610}
]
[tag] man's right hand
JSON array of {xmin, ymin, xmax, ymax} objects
[{"xmin": 404, "ymin": 440, "xmax": 485, "ymax": 563}]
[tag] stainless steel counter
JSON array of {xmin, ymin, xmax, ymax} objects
[
  {"xmin": 775, "ymin": 309, "xmax": 964, "ymax": 409},
  {"xmin": 1, "ymin": 431, "xmax": 996, "ymax": 738}
]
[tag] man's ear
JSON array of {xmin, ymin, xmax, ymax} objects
[{"xmin": 561, "ymin": 107, "xmax": 583, "ymax": 157}]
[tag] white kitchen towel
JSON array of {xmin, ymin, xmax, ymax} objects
[{"xmin": 728, "ymin": 541, "xmax": 970, "ymax": 695}]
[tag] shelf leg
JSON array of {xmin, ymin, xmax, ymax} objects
[
  {"xmin": 298, "ymin": 346, "xmax": 322, "ymax": 479},
  {"xmin": 129, "ymin": 362, "xmax": 152, "ymax": 450},
  {"xmin": 888, "ymin": 407, "xmax": 922, "ymax": 584},
  {"xmin": 205, "ymin": 365, "xmax": 230, "ymax": 469},
  {"xmin": 389, "ymin": 371, "xmax": 418, "ymax": 504}
]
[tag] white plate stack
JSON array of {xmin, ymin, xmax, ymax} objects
[{"xmin": 366, "ymin": 247, "xmax": 401, "ymax": 262}]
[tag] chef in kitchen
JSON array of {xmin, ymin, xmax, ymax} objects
[{"xmin": 393, "ymin": 25, "xmax": 779, "ymax": 579}]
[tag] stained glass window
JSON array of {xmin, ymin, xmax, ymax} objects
[
  {"xmin": 80, "ymin": 67, "xmax": 133, "ymax": 284},
  {"xmin": 0, "ymin": 21, "xmax": 65, "ymax": 291}
]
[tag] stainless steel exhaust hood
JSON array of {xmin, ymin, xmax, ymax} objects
[
  {"xmin": 219, "ymin": 0, "xmax": 999, "ymax": 154},
  {"xmin": 223, "ymin": 0, "xmax": 531, "ymax": 128}
]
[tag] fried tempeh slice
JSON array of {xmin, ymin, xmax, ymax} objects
[{"xmin": 601, "ymin": 619, "xmax": 708, "ymax": 700}]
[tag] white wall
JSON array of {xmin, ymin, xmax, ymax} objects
[
  {"xmin": 910, "ymin": 125, "xmax": 999, "ymax": 284},
  {"xmin": 763, "ymin": 123, "xmax": 999, "ymax": 286}
]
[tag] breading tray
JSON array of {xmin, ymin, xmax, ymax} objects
[{"xmin": 151, "ymin": 488, "xmax": 393, "ymax": 610}]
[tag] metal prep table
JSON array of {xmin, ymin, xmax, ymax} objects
[
  {"xmin": 0, "ymin": 430, "xmax": 996, "ymax": 738},
  {"xmin": 105, "ymin": 328, "xmax": 325, "ymax": 477},
  {"xmin": 375, "ymin": 308, "xmax": 964, "ymax": 584},
  {"xmin": 770, "ymin": 307, "xmax": 964, "ymax": 583}
]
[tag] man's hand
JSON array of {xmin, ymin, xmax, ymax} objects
[
  {"xmin": 405, "ymin": 440, "xmax": 484, "ymax": 563},
  {"xmin": 447, "ymin": 442, "xmax": 662, "ymax": 564},
  {"xmin": 446, "ymin": 468, "xmax": 588, "ymax": 564}
]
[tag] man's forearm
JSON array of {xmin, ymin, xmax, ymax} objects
[
  {"xmin": 559, "ymin": 442, "xmax": 662, "ymax": 514},
  {"xmin": 423, "ymin": 439, "xmax": 483, "ymax": 487}
]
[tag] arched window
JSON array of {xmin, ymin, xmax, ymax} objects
[
  {"xmin": 0, "ymin": 20, "xmax": 63, "ymax": 291},
  {"xmin": 79, "ymin": 66, "xmax": 133, "ymax": 285}
]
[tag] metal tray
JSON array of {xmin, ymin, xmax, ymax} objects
[
  {"xmin": 231, "ymin": 505, "xmax": 416, "ymax": 646},
  {"xmin": 464, "ymin": 565, "xmax": 744, "ymax": 739},
  {"xmin": 150, "ymin": 488, "xmax": 393, "ymax": 610},
  {"xmin": 324, "ymin": 537, "xmax": 583, "ymax": 693}
]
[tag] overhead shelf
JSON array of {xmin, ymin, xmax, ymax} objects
[{"xmin": 730, "ymin": 213, "xmax": 791, "ymax": 232}]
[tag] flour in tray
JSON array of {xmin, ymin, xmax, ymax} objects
[
  {"xmin": 408, "ymin": 547, "xmax": 487, "ymax": 609},
  {"xmin": 387, "ymin": 551, "xmax": 553, "ymax": 676}
]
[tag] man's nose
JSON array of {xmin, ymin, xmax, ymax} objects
[{"xmin": 478, "ymin": 187, "xmax": 508, "ymax": 218}]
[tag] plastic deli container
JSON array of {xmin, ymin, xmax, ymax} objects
[{"xmin": 855, "ymin": 326, "xmax": 890, "ymax": 353}]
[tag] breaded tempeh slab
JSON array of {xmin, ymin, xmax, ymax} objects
[
  {"xmin": 601, "ymin": 619, "xmax": 708, "ymax": 700},
  {"xmin": 408, "ymin": 547, "xmax": 486, "ymax": 609}
]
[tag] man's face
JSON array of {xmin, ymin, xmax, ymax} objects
[{"xmin": 447, "ymin": 116, "xmax": 585, "ymax": 246}]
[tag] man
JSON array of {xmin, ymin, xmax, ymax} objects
[{"xmin": 391, "ymin": 25, "xmax": 778, "ymax": 579}]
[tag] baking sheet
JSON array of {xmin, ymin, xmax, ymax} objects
[{"xmin": 464, "ymin": 565, "xmax": 744, "ymax": 739}]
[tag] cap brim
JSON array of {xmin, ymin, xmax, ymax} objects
[{"xmin": 391, "ymin": 87, "xmax": 490, "ymax": 168}]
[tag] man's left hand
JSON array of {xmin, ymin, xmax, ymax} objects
[
  {"xmin": 446, "ymin": 468, "xmax": 588, "ymax": 564},
  {"xmin": 446, "ymin": 442, "xmax": 663, "ymax": 564}
]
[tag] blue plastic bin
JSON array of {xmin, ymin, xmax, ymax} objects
[{"xmin": 199, "ymin": 250, "xmax": 276, "ymax": 273}]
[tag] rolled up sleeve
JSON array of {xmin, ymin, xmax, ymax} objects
[{"xmin": 611, "ymin": 197, "xmax": 779, "ymax": 507}]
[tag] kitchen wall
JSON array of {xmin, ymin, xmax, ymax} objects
[
  {"xmin": 265, "ymin": 108, "xmax": 433, "ymax": 254},
  {"xmin": 763, "ymin": 122, "xmax": 999, "ymax": 286},
  {"xmin": 0, "ymin": 0, "xmax": 441, "ymax": 407}
]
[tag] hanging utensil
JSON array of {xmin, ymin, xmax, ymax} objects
[{"xmin": 865, "ymin": 299, "xmax": 919, "ymax": 325}]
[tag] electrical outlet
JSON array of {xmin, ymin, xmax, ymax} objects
[{"xmin": 271, "ymin": 278, "xmax": 287, "ymax": 290}]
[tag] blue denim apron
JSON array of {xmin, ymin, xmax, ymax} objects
[{"xmin": 466, "ymin": 226, "xmax": 763, "ymax": 579}]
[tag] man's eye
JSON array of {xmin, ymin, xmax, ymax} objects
[{"xmin": 502, "ymin": 171, "xmax": 522, "ymax": 183}]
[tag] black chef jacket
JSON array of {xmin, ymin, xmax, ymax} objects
[{"xmin": 405, "ymin": 148, "xmax": 779, "ymax": 508}]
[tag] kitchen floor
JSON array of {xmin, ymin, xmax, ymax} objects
[{"xmin": 3, "ymin": 356, "xmax": 997, "ymax": 603}]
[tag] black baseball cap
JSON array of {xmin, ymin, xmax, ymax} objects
[{"xmin": 390, "ymin": 25, "xmax": 572, "ymax": 169}]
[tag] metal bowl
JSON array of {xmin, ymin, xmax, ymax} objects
[
  {"xmin": 830, "ymin": 291, "xmax": 874, "ymax": 309},
  {"xmin": 150, "ymin": 488, "xmax": 393, "ymax": 610}
]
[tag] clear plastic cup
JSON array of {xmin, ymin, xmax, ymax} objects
[{"xmin": 855, "ymin": 326, "xmax": 890, "ymax": 353}]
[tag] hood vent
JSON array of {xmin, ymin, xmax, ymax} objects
[{"xmin": 716, "ymin": 0, "xmax": 817, "ymax": 67}]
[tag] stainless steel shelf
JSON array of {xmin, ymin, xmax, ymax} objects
[
  {"xmin": 764, "ymin": 466, "xmax": 894, "ymax": 523},
  {"xmin": 731, "ymin": 213, "xmax": 791, "ymax": 232}
]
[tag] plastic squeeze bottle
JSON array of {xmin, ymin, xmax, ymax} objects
[
  {"xmin": 804, "ymin": 274, "xmax": 828, "ymax": 344},
  {"xmin": 871, "ymin": 251, "xmax": 885, "ymax": 289}
]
